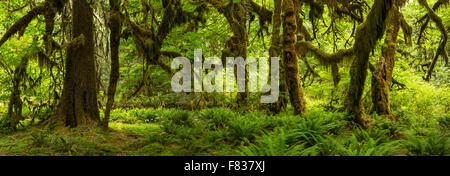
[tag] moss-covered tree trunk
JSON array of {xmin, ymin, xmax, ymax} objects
[
  {"xmin": 282, "ymin": 0, "xmax": 307, "ymax": 115},
  {"xmin": 2, "ymin": 58, "xmax": 28, "ymax": 130},
  {"xmin": 43, "ymin": 1, "xmax": 57, "ymax": 56},
  {"xmin": 221, "ymin": 2, "xmax": 248, "ymax": 104},
  {"xmin": 346, "ymin": 0, "xmax": 392, "ymax": 127},
  {"xmin": 269, "ymin": 0, "xmax": 287, "ymax": 113},
  {"xmin": 103, "ymin": 0, "xmax": 122, "ymax": 128},
  {"xmin": 57, "ymin": 0, "xmax": 100, "ymax": 127},
  {"xmin": 371, "ymin": 2, "xmax": 400, "ymax": 120}
]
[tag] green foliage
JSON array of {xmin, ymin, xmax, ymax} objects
[
  {"xmin": 199, "ymin": 108, "xmax": 237, "ymax": 127},
  {"xmin": 239, "ymin": 129, "xmax": 310, "ymax": 156},
  {"xmin": 30, "ymin": 130, "xmax": 50, "ymax": 147},
  {"xmin": 402, "ymin": 132, "xmax": 449, "ymax": 156},
  {"xmin": 227, "ymin": 115, "xmax": 261, "ymax": 141},
  {"xmin": 316, "ymin": 135, "xmax": 402, "ymax": 156},
  {"xmin": 390, "ymin": 61, "xmax": 450, "ymax": 117},
  {"xmin": 2, "ymin": 106, "xmax": 449, "ymax": 156},
  {"xmin": 436, "ymin": 114, "xmax": 450, "ymax": 129},
  {"xmin": 0, "ymin": 0, "xmax": 449, "ymax": 157},
  {"xmin": 165, "ymin": 110, "xmax": 192, "ymax": 126},
  {"xmin": 25, "ymin": 128, "xmax": 123, "ymax": 156},
  {"xmin": 375, "ymin": 117, "xmax": 404, "ymax": 136}
]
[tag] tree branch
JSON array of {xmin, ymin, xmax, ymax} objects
[
  {"xmin": 296, "ymin": 41, "xmax": 354, "ymax": 66},
  {"xmin": 0, "ymin": 4, "xmax": 47, "ymax": 48}
]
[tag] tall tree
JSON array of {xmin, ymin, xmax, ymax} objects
[
  {"xmin": 103, "ymin": 0, "xmax": 122, "ymax": 128},
  {"xmin": 56, "ymin": 0, "xmax": 100, "ymax": 127},
  {"xmin": 214, "ymin": 0, "xmax": 249, "ymax": 104},
  {"xmin": 346, "ymin": 0, "xmax": 392, "ymax": 127},
  {"xmin": 371, "ymin": 1, "xmax": 405, "ymax": 120},
  {"xmin": 282, "ymin": 0, "xmax": 307, "ymax": 115},
  {"xmin": 0, "ymin": 0, "xmax": 63, "ymax": 129},
  {"xmin": 269, "ymin": 0, "xmax": 287, "ymax": 113},
  {"xmin": 2, "ymin": 57, "xmax": 28, "ymax": 129}
]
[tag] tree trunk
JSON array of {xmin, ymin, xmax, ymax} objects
[
  {"xmin": 346, "ymin": 0, "xmax": 392, "ymax": 127},
  {"xmin": 44, "ymin": 1, "xmax": 56, "ymax": 56},
  {"xmin": 57, "ymin": 0, "xmax": 100, "ymax": 127},
  {"xmin": 2, "ymin": 58, "xmax": 28, "ymax": 130},
  {"xmin": 371, "ymin": 3, "xmax": 399, "ymax": 120},
  {"xmin": 282, "ymin": 0, "xmax": 307, "ymax": 115},
  {"xmin": 269, "ymin": 0, "xmax": 287, "ymax": 113},
  {"xmin": 221, "ymin": 2, "xmax": 248, "ymax": 104},
  {"xmin": 103, "ymin": 0, "xmax": 122, "ymax": 128}
]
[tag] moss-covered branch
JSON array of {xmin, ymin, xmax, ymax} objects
[
  {"xmin": 417, "ymin": 0, "xmax": 448, "ymax": 45},
  {"xmin": 296, "ymin": 41, "xmax": 354, "ymax": 66},
  {"xmin": 418, "ymin": 0, "xmax": 448, "ymax": 81},
  {"xmin": 161, "ymin": 51, "xmax": 182, "ymax": 58},
  {"xmin": 247, "ymin": 0, "xmax": 273, "ymax": 24},
  {"xmin": 0, "ymin": 4, "xmax": 47, "ymax": 49}
]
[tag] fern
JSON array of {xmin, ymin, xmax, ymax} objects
[
  {"xmin": 317, "ymin": 135, "xmax": 402, "ymax": 156},
  {"xmin": 227, "ymin": 116, "xmax": 261, "ymax": 141},
  {"xmin": 403, "ymin": 133, "xmax": 449, "ymax": 156},
  {"xmin": 239, "ymin": 128, "xmax": 314, "ymax": 156},
  {"xmin": 198, "ymin": 108, "xmax": 237, "ymax": 127}
]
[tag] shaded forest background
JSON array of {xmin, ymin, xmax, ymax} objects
[{"xmin": 0, "ymin": 0, "xmax": 448, "ymax": 156}]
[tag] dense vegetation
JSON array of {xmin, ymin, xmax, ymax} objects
[{"xmin": 0, "ymin": 0, "xmax": 448, "ymax": 156}]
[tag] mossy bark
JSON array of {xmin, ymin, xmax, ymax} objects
[
  {"xmin": 43, "ymin": 0, "xmax": 57, "ymax": 56},
  {"xmin": 0, "ymin": 3, "xmax": 47, "ymax": 48},
  {"xmin": 330, "ymin": 63, "xmax": 341, "ymax": 107},
  {"xmin": 220, "ymin": 2, "xmax": 248, "ymax": 104},
  {"xmin": 125, "ymin": 0, "xmax": 192, "ymax": 76},
  {"xmin": 2, "ymin": 58, "xmax": 28, "ymax": 130},
  {"xmin": 346, "ymin": 0, "xmax": 392, "ymax": 127},
  {"xmin": 103, "ymin": 0, "xmax": 122, "ymax": 128},
  {"xmin": 56, "ymin": 0, "xmax": 100, "ymax": 127},
  {"xmin": 283, "ymin": 0, "xmax": 307, "ymax": 115},
  {"xmin": 269, "ymin": 0, "xmax": 287, "ymax": 113},
  {"xmin": 419, "ymin": 0, "xmax": 448, "ymax": 80},
  {"xmin": 371, "ymin": 3, "xmax": 400, "ymax": 120}
]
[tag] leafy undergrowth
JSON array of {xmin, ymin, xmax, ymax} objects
[
  {"xmin": 0, "ymin": 107, "xmax": 448, "ymax": 156},
  {"xmin": 0, "ymin": 126, "xmax": 142, "ymax": 156}
]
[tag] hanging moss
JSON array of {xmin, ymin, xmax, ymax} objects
[
  {"xmin": 65, "ymin": 34, "xmax": 86, "ymax": 50},
  {"xmin": 1, "ymin": 56, "xmax": 30, "ymax": 130},
  {"xmin": 399, "ymin": 13, "xmax": 412, "ymax": 46},
  {"xmin": 417, "ymin": 0, "xmax": 448, "ymax": 45},
  {"xmin": 52, "ymin": 0, "xmax": 69, "ymax": 12},
  {"xmin": 38, "ymin": 50, "xmax": 55, "ymax": 70},
  {"xmin": 296, "ymin": 41, "xmax": 354, "ymax": 67},
  {"xmin": 248, "ymin": 0, "xmax": 273, "ymax": 29},
  {"xmin": 419, "ymin": 0, "xmax": 449, "ymax": 80},
  {"xmin": 44, "ymin": 1, "xmax": 57, "ymax": 56},
  {"xmin": 123, "ymin": 0, "xmax": 204, "ymax": 75},
  {"xmin": 0, "ymin": 4, "xmax": 47, "ymax": 49},
  {"xmin": 215, "ymin": 1, "xmax": 249, "ymax": 103}
]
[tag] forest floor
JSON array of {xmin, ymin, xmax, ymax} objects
[{"xmin": 0, "ymin": 106, "xmax": 448, "ymax": 156}]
